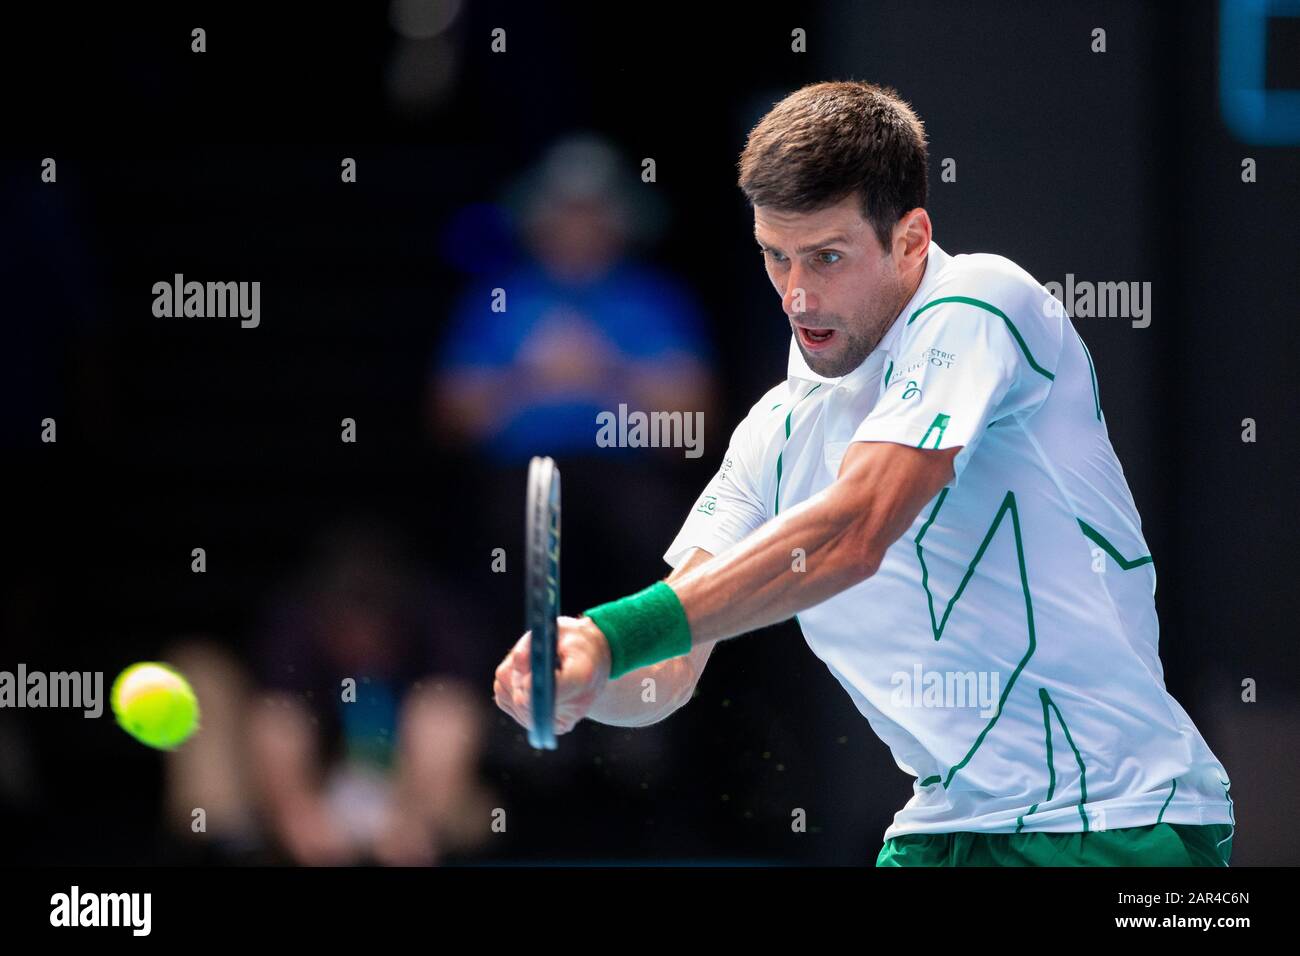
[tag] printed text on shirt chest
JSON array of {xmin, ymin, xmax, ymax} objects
[{"xmin": 889, "ymin": 347, "xmax": 959, "ymax": 385}]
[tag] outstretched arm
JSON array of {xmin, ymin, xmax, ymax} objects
[{"xmin": 493, "ymin": 440, "xmax": 959, "ymax": 739}]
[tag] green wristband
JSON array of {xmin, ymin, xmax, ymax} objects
[{"xmin": 583, "ymin": 581, "xmax": 693, "ymax": 680}]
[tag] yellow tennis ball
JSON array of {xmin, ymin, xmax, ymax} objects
[{"xmin": 111, "ymin": 662, "xmax": 200, "ymax": 750}]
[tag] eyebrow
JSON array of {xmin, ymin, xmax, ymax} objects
[{"xmin": 754, "ymin": 231, "xmax": 851, "ymax": 255}]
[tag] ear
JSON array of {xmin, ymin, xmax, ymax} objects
[{"xmin": 892, "ymin": 209, "xmax": 931, "ymax": 264}]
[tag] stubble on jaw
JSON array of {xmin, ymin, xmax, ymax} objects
[{"xmin": 797, "ymin": 270, "xmax": 908, "ymax": 378}]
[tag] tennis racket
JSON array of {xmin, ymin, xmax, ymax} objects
[{"xmin": 524, "ymin": 455, "xmax": 561, "ymax": 750}]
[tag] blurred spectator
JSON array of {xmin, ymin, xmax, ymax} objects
[
  {"xmin": 428, "ymin": 133, "xmax": 716, "ymax": 463},
  {"xmin": 163, "ymin": 518, "xmax": 496, "ymax": 866}
]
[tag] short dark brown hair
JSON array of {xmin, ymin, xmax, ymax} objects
[{"xmin": 737, "ymin": 80, "xmax": 929, "ymax": 250}]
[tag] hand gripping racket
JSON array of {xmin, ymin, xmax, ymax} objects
[{"xmin": 525, "ymin": 456, "xmax": 561, "ymax": 750}]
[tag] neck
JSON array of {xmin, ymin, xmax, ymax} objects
[
  {"xmin": 872, "ymin": 250, "xmax": 930, "ymax": 352},
  {"xmin": 903, "ymin": 249, "xmax": 929, "ymax": 305}
]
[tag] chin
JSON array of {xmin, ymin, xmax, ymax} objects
[{"xmin": 802, "ymin": 348, "xmax": 858, "ymax": 379}]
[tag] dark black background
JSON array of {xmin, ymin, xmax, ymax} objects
[{"xmin": 1, "ymin": 2, "xmax": 1296, "ymax": 866}]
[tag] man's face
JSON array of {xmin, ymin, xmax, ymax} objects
[{"xmin": 754, "ymin": 194, "xmax": 910, "ymax": 378}]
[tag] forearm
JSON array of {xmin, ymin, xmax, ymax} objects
[
  {"xmin": 670, "ymin": 485, "xmax": 875, "ymax": 645},
  {"xmin": 587, "ymin": 548, "xmax": 714, "ymax": 726},
  {"xmin": 666, "ymin": 443, "xmax": 958, "ymax": 646}
]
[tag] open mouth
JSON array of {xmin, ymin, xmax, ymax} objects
[{"xmin": 797, "ymin": 325, "xmax": 837, "ymax": 351}]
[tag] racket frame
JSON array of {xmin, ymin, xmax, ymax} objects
[{"xmin": 525, "ymin": 456, "xmax": 561, "ymax": 750}]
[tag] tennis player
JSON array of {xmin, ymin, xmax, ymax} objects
[{"xmin": 493, "ymin": 81, "xmax": 1234, "ymax": 866}]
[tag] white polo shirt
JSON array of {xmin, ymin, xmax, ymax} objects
[{"xmin": 665, "ymin": 241, "xmax": 1234, "ymax": 841}]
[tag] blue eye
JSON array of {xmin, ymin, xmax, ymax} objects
[
  {"xmin": 818, "ymin": 251, "xmax": 841, "ymax": 265},
  {"xmin": 763, "ymin": 249, "xmax": 786, "ymax": 263}
]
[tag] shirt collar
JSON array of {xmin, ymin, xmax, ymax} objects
[{"xmin": 786, "ymin": 240, "xmax": 950, "ymax": 387}]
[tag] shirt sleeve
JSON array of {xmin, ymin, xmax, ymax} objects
[
  {"xmin": 851, "ymin": 298, "xmax": 1053, "ymax": 485},
  {"xmin": 663, "ymin": 412, "xmax": 767, "ymax": 568}
]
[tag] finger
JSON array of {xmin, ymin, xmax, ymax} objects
[
  {"xmin": 495, "ymin": 675, "xmax": 531, "ymax": 729},
  {"xmin": 507, "ymin": 670, "xmax": 535, "ymax": 730},
  {"xmin": 511, "ymin": 632, "xmax": 531, "ymax": 672},
  {"xmin": 501, "ymin": 681, "xmax": 533, "ymax": 723},
  {"xmin": 555, "ymin": 703, "xmax": 587, "ymax": 729},
  {"xmin": 494, "ymin": 678, "xmax": 522, "ymax": 725},
  {"xmin": 512, "ymin": 668, "xmax": 532, "ymax": 700},
  {"xmin": 493, "ymin": 676, "xmax": 513, "ymax": 712},
  {"xmin": 557, "ymin": 710, "xmax": 584, "ymax": 735}
]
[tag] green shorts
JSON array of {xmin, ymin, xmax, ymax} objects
[{"xmin": 876, "ymin": 822, "xmax": 1233, "ymax": 867}]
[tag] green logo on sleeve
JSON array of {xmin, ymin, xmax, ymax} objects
[{"xmin": 918, "ymin": 413, "xmax": 951, "ymax": 449}]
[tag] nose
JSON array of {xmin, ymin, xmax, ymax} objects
[{"xmin": 781, "ymin": 262, "xmax": 818, "ymax": 319}]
